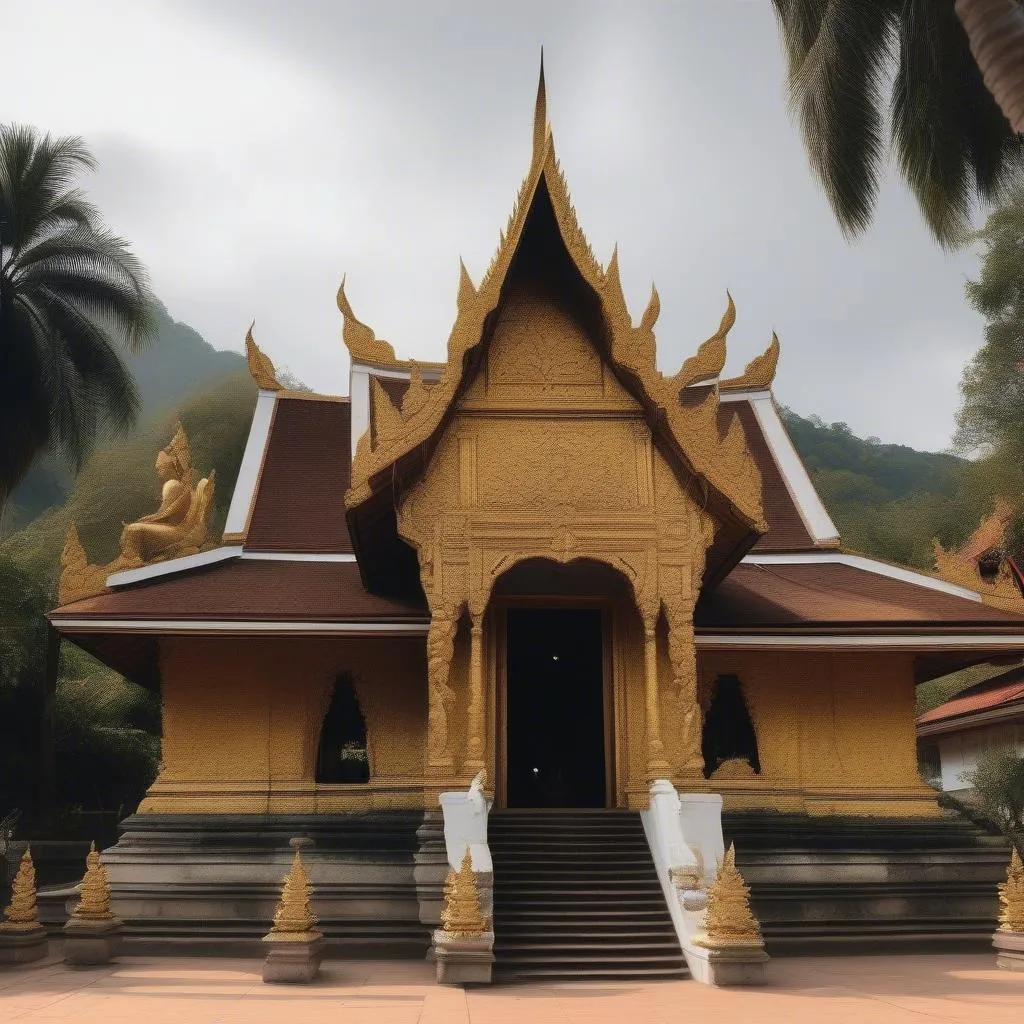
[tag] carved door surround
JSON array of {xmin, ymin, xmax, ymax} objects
[{"xmin": 403, "ymin": 499, "xmax": 713, "ymax": 795}]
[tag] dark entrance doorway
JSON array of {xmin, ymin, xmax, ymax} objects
[{"xmin": 505, "ymin": 607, "xmax": 606, "ymax": 808}]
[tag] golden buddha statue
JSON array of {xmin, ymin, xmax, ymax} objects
[
  {"xmin": 119, "ymin": 424, "xmax": 215, "ymax": 566},
  {"xmin": 58, "ymin": 423, "xmax": 217, "ymax": 605}
]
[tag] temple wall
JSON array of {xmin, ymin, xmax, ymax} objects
[
  {"xmin": 139, "ymin": 635, "xmax": 429, "ymax": 814},
  {"xmin": 695, "ymin": 650, "xmax": 938, "ymax": 816}
]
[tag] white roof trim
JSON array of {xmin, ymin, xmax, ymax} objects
[
  {"xmin": 696, "ymin": 633, "xmax": 1024, "ymax": 650},
  {"xmin": 350, "ymin": 362, "xmax": 444, "ymax": 381},
  {"xmin": 223, "ymin": 390, "xmax": 277, "ymax": 536},
  {"xmin": 239, "ymin": 552, "xmax": 357, "ymax": 562},
  {"xmin": 719, "ymin": 388, "xmax": 770, "ymax": 404},
  {"xmin": 744, "ymin": 393, "xmax": 841, "ymax": 545},
  {"xmin": 742, "ymin": 551, "xmax": 983, "ymax": 603},
  {"xmin": 50, "ymin": 618, "xmax": 429, "ymax": 636},
  {"xmin": 106, "ymin": 547, "xmax": 242, "ymax": 588}
]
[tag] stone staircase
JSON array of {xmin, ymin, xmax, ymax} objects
[
  {"xmin": 488, "ymin": 809, "xmax": 687, "ymax": 981},
  {"xmin": 724, "ymin": 811, "xmax": 1009, "ymax": 953}
]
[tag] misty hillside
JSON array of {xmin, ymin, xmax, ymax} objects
[{"xmin": 4, "ymin": 304, "xmax": 245, "ymax": 533}]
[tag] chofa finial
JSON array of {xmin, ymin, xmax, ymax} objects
[
  {"xmin": 337, "ymin": 275, "xmax": 398, "ymax": 366},
  {"xmin": 245, "ymin": 322, "xmax": 282, "ymax": 391},
  {"xmin": 719, "ymin": 330, "xmax": 780, "ymax": 392}
]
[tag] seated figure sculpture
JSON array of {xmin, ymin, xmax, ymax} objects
[
  {"xmin": 119, "ymin": 424, "xmax": 215, "ymax": 565},
  {"xmin": 58, "ymin": 424, "xmax": 216, "ymax": 605}
]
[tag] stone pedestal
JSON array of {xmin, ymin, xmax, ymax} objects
[
  {"xmin": 686, "ymin": 941, "xmax": 769, "ymax": 987},
  {"xmin": 994, "ymin": 930, "xmax": 1024, "ymax": 971},
  {"xmin": 262, "ymin": 933, "xmax": 324, "ymax": 983},
  {"xmin": 433, "ymin": 930, "xmax": 494, "ymax": 986},
  {"xmin": 63, "ymin": 916, "xmax": 123, "ymax": 965},
  {"xmin": 0, "ymin": 926, "xmax": 48, "ymax": 965}
]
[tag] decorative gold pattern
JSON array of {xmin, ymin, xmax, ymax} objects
[
  {"xmin": 57, "ymin": 424, "xmax": 217, "ymax": 606},
  {"xmin": 267, "ymin": 850, "xmax": 321, "ymax": 940},
  {"xmin": 719, "ymin": 333, "xmax": 781, "ymax": 392},
  {"xmin": 440, "ymin": 848, "xmax": 487, "ymax": 939},
  {"xmin": 346, "ymin": 61, "xmax": 766, "ymax": 537},
  {"xmin": 0, "ymin": 849, "xmax": 40, "ymax": 932},
  {"xmin": 998, "ymin": 848, "xmax": 1024, "ymax": 933},
  {"xmin": 72, "ymin": 842, "xmax": 115, "ymax": 921},
  {"xmin": 245, "ymin": 323, "xmax": 282, "ymax": 390},
  {"xmin": 693, "ymin": 844, "xmax": 764, "ymax": 949}
]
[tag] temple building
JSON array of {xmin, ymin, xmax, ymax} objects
[{"xmin": 46, "ymin": 65, "xmax": 1024, "ymax": 975}]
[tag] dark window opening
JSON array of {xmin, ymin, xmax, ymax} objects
[
  {"xmin": 701, "ymin": 674, "xmax": 760, "ymax": 779},
  {"xmin": 315, "ymin": 674, "xmax": 369, "ymax": 784}
]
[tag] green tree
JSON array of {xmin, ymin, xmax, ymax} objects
[
  {"xmin": 0, "ymin": 124, "xmax": 156, "ymax": 517},
  {"xmin": 953, "ymin": 191, "xmax": 1024, "ymax": 557},
  {"xmin": 961, "ymin": 748, "xmax": 1024, "ymax": 858},
  {"xmin": 771, "ymin": 2, "xmax": 1024, "ymax": 248}
]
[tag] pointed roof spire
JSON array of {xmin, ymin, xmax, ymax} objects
[
  {"xmin": 245, "ymin": 322, "xmax": 282, "ymax": 391},
  {"xmin": 533, "ymin": 47, "xmax": 548, "ymax": 161}
]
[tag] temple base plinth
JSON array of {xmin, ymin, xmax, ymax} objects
[
  {"xmin": 432, "ymin": 929, "xmax": 494, "ymax": 986},
  {"xmin": 63, "ymin": 916, "xmax": 123, "ymax": 965},
  {"xmin": 261, "ymin": 932, "xmax": 324, "ymax": 983},
  {"xmin": 994, "ymin": 931, "xmax": 1024, "ymax": 971},
  {"xmin": 0, "ymin": 925, "xmax": 48, "ymax": 965}
]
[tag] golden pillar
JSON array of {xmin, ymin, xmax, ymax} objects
[
  {"xmin": 426, "ymin": 606, "xmax": 457, "ymax": 776},
  {"xmin": 465, "ymin": 617, "xmax": 486, "ymax": 775},
  {"xmin": 666, "ymin": 604, "xmax": 704, "ymax": 778},
  {"xmin": 643, "ymin": 617, "xmax": 671, "ymax": 780}
]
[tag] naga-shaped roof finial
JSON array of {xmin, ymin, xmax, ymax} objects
[{"xmin": 337, "ymin": 275, "xmax": 398, "ymax": 366}]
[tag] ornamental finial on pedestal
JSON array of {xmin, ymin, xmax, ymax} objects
[
  {"xmin": 72, "ymin": 842, "xmax": 115, "ymax": 921},
  {"xmin": 999, "ymin": 847, "xmax": 1024, "ymax": 933},
  {"xmin": 693, "ymin": 843, "xmax": 763, "ymax": 948},
  {"xmin": 440, "ymin": 848, "xmax": 487, "ymax": 939},
  {"xmin": 0, "ymin": 848, "xmax": 40, "ymax": 932},
  {"xmin": 268, "ymin": 850, "xmax": 320, "ymax": 938}
]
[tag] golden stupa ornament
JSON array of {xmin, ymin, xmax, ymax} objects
[
  {"xmin": 440, "ymin": 849, "xmax": 487, "ymax": 939},
  {"xmin": 72, "ymin": 842, "xmax": 115, "ymax": 921},
  {"xmin": 0, "ymin": 848, "xmax": 41, "ymax": 932},
  {"xmin": 693, "ymin": 844, "xmax": 763, "ymax": 948},
  {"xmin": 998, "ymin": 847, "xmax": 1024, "ymax": 933},
  {"xmin": 266, "ymin": 850, "xmax": 321, "ymax": 940},
  {"xmin": 245, "ymin": 322, "xmax": 282, "ymax": 391}
]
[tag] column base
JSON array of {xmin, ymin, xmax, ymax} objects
[
  {"xmin": 63, "ymin": 916, "xmax": 124, "ymax": 965},
  {"xmin": 432, "ymin": 929, "xmax": 494, "ymax": 986},
  {"xmin": 262, "ymin": 932, "xmax": 325, "ymax": 983},
  {"xmin": 0, "ymin": 925, "xmax": 48, "ymax": 964},
  {"xmin": 994, "ymin": 930, "xmax": 1024, "ymax": 971}
]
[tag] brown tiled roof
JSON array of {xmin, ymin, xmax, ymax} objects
[
  {"xmin": 51, "ymin": 559, "xmax": 425, "ymax": 622},
  {"xmin": 697, "ymin": 561, "xmax": 1024, "ymax": 630},
  {"xmin": 244, "ymin": 395, "xmax": 354, "ymax": 553},
  {"xmin": 916, "ymin": 666, "xmax": 1024, "ymax": 726},
  {"xmin": 720, "ymin": 401, "xmax": 819, "ymax": 552}
]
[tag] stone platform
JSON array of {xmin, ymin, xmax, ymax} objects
[
  {"xmin": 725, "ymin": 810, "xmax": 1009, "ymax": 952},
  {"xmin": 37, "ymin": 812, "xmax": 434, "ymax": 958}
]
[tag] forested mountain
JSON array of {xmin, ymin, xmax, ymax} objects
[
  {"xmin": 779, "ymin": 408, "xmax": 991, "ymax": 570},
  {"xmin": 2, "ymin": 303, "xmax": 245, "ymax": 535}
]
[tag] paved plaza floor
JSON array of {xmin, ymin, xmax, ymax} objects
[{"xmin": 0, "ymin": 951, "xmax": 1021, "ymax": 1023}]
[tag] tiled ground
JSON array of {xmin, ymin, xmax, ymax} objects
[{"xmin": 0, "ymin": 951, "xmax": 1021, "ymax": 1023}]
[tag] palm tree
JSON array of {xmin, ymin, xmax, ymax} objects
[
  {"xmin": 771, "ymin": 1, "xmax": 1024, "ymax": 248},
  {"xmin": 0, "ymin": 124, "xmax": 155, "ymax": 516}
]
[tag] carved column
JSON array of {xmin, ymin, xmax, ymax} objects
[
  {"xmin": 643, "ymin": 614, "xmax": 672, "ymax": 781},
  {"xmin": 666, "ymin": 604, "xmax": 704, "ymax": 779},
  {"xmin": 465, "ymin": 615, "xmax": 486, "ymax": 775},
  {"xmin": 426, "ymin": 605, "xmax": 458, "ymax": 777}
]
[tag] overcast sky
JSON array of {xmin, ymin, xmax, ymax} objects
[{"xmin": 6, "ymin": 1, "xmax": 991, "ymax": 451}]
